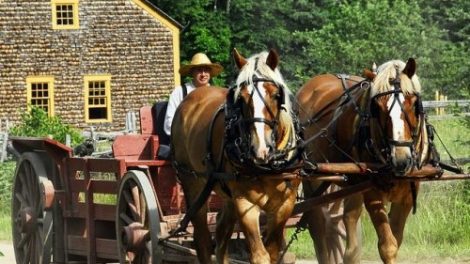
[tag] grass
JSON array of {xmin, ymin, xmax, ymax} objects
[
  {"xmin": 287, "ymin": 116, "xmax": 470, "ymax": 261},
  {"xmin": 0, "ymin": 117, "xmax": 468, "ymax": 261},
  {"xmin": 288, "ymin": 181, "xmax": 470, "ymax": 261}
]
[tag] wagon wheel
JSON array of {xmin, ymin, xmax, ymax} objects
[
  {"xmin": 116, "ymin": 170, "xmax": 163, "ymax": 264},
  {"xmin": 324, "ymin": 185, "xmax": 362, "ymax": 263},
  {"xmin": 12, "ymin": 152, "xmax": 54, "ymax": 264}
]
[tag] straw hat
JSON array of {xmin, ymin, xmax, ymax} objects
[{"xmin": 179, "ymin": 53, "xmax": 223, "ymax": 77}]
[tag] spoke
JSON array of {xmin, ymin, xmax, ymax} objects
[
  {"xmin": 15, "ymin": 192, "xmax": 27, "ymax": 207},
  {"xmin": 119, "ymin": 213, "xmax": 134, "ymax": 226},
  {"xmin": 123, "ymin": 189, "xmax": 140, "ymax": 221},
  {"xmin": 18, "ymin": 168, "xmax": 27, "ymax": 188},
  {"xmin": 17, "ymin": 233, "xmax": 31, "ymax": 249},
  {"xmin": 21, "ymin": 187, "xmax": 31, "ymax": 208},
  {"xmin": 127, "ymin": 251, "xmax": 135, "ymax": 262},
  {"xmin": 131, "ymin": 184, "xmax": 141, "ymax": 220},
  {"xmin": 22, "ymin": 238, "xmax": 31, "ymax": 264},
  {"xmin": 36, "ymin": 229, "xmax": 44, "ymax": 263},
  {"xmin": 31, "ymin": 231, "xmax": 37, "ymax": 264},
  {"xmin": 18, "ymin": 171, "xmax": 32, "ymax": 206},
  {"xmin": 28, "ymin": 164, "xmax": 39, "ymax": 209}
]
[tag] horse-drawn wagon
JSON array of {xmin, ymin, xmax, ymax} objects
[
  {"xmin": 10, "ymin": 49, "xmax": 470, "ymax": 264},
  {"xmin": 10, "ymin": 102, "xmax": 228, "ymax": 263}
]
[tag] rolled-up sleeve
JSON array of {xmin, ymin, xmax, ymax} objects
[{"xmin": 163, "ymin": 86, "xmax": 182, "ymax": 136}]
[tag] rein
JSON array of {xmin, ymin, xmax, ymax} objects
[
  {"xmin": 298, "ymin": 73, "xmax": 428, "ymax": 176},
  {"xmin": 369, "ymin": 69, "xmax": 426, "ymax": 170},
  {"xmin": 225, "ymin": 74, "xmax": 302, "ymax": 173}
]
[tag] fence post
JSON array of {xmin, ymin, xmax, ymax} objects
[{"xmin": 125, "ymin": 111, "xmax": 137, "ymax": 134}]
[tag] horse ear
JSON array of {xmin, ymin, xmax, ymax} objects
[
  {"xmin": 403, "ymin": 58, "xmax": 416, "ymax": 79},
  {"xmin": 233, "ymin": 48, "xmax": 247, "ymax": 69},
  {"xmin": 363, "ymin": 68, "xmax": 376, "ymax": 80},
  {"xmin": 266, "ymin": 49, "xmax": 279, "ymax": 71}
]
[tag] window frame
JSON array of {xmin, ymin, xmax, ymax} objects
[
  {"xmin": 51, "ymin": 0, "xmax": 79, "ymax": 30},
  {"xmin": 26, "ymin": 76, "xmax": 55, "ymax": 117},
  {"xmin": 84, "ymin": 75, "xmax": 112, "ymax": 123}
]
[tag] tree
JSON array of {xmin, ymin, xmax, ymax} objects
[
  {"xmin": 150, "ymin": 0, "xmax": 232, "ymax": 86},
  {"xmin": 291, "ymin": 0, "xmax": 467, "ymax": 98},
  {"xmin": 150, "ymin": 0, "xmax": 469, "ymax": 98}
]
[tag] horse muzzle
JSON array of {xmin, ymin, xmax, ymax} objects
[{"xmin": 391, "ymin": 148, "xmax": 414, "ymax": 176}]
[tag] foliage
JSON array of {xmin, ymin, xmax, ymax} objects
[
  {"xmin": 150, "ymin": 0, "xmax": 470, "ymax": 99},
  {"xmin": 0, "ymin": 162, "xmax": 15, "ymax": 214},
  {"xmin": 10, "ymin": 106, "xmax": 83, "ymax": 146},
  {"xmin": 150, "ymin": 0, "xmax": 232, "ymax": 86}
]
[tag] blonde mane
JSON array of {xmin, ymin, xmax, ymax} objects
[
  {"xmin": 234, "ymin": 51, "xmax": 293, "ymax": 115},
  {"xmin": 371, "ymin": 60, "xmax": 422, "ymax": 97}
]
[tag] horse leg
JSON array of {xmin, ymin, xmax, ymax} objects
[
  {"xmin": 234, "ymin": 198, "xmax": 270, "ymax": 264},
  {"xmin": 388, "ymin": 183, "xmax": 418, "ymax": 248},
  {"xmin": 388, "ymin": 202, "xmax": 412, "ymax": 250},
  {"xmin": 263, "ymin": 217, "xmax": 286, "ymax": 264},
  {"xmin": 363, "ymin": 192, "xmax": 397, "ymax": 264},
  {"xmin": 263, "ymin": 199, "xmax": 297, "ymax": 263},
  {"xmin": 215, "ymin": 201, "xmax": 236, "ymax": 264},
  {"xmin": 304, "ymin": 207, "xmax": 330, "ymax": 264},
  {"xmin": 303, "ymin": 181, "xmax": 330, "ymax": 264},
  {"xmin": 343, "ymin": 194, "xmax": 363, "ymax": 264},
  {"xmin": 179, "ymin": 179, "xmax": 213, "ymax": 263}
]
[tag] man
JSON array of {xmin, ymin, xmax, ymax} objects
[{"xmin": 163, "ymin": 52, "xmax": 223, "ymax": 136}]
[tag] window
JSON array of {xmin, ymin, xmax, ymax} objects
[
  {"xmin": 26, "ymin": 77, "xmax": 55, "ymax": 116},
  {"xmin": 51, "ymin": 0, "xmax": 79, "ymax": 29},
  {"xmin": 84, "ymin": 75, "xmax": 112, "ymax": 123},
  {"xmin": 26, "ymin": 76, "xmax": 55, "ymax": 116}
]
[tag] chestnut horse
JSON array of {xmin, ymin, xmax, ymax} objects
[
  {"xmin": 297, "ymin": 59, "xmax": 429, "ymax": 264},
  {"xmin": 171, "ymin": 49, "xmax": 302, "ymax": 264}
]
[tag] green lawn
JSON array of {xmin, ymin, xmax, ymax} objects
[
  {"xmin": 0, "ymin": 117, "xmax": 468, "ymax": 260},
  {"xmin": 288, "ymin": 116, "xmax": 470, "ymax": 261}
]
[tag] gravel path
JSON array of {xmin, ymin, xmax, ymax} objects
[{"xmin": 0, "ymin": 241, "xmax": 15, "ymax": 264}]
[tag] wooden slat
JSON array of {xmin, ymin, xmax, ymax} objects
[
  {"xmin": 69, "ymin": 179, "xmax": 118, "ymax": 194},
  {"xmin": 113, "ymin": 135, "xmax": 152, "ymax": 160},
  {"xmin": 67, "ymin": 204, "xmax": 116, "ymax": 221},
  {"xmin": 67, "ymin": 235, "xmax": 119, "ymax": 261},
  {"xmin": 140, "ymin": 105, "xmax": 155, "ymax": 135},
  {"xmin": 125, "ymin": 160, "xmax": 171, "ymax": 167}
]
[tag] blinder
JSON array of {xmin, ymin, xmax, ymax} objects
[
  {"xmin": 224, "ymin": 75, "xmax": 298, "ymax": 172},
  {"xmin": 366, "ymin": 72, "xmax": 424, "ymax": 171}
]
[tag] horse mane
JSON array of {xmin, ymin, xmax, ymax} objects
[
  {"xmin": 234, "ymin": 51, "xmax": 294, "ymax": 116},
  {"xmin": 371, "ymin": 60, "xmax": 422, "ymax": 97}
]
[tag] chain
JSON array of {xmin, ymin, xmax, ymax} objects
[{"xmin": 277, "ymin": 215, "xmax": 308, "ymax": 264}]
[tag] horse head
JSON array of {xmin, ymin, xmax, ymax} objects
[
  {"xmin": 367, "ymin": 58, "xmax": 428, "ymax": 175},
  {"xmin": 226, "ymin": 49, "xmax": 299, "ymax": 170}
]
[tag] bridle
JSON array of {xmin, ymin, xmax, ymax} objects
[
  {"xmin": 368, "ymin": 68, "xmax": 426, "ymax": 170},
  {"xmin": 224, "ymin": 72, "xmax": 300, "ymax": 172}
]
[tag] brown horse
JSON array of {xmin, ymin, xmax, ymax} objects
[
  {"xmin": 296, "ymin": 59, "xmax": 430, "ymax": 264},
  {"xmin": 171, "ymin": 49, "xmax": 302, "ymax": 264}
]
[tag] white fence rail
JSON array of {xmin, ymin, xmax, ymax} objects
[{"xmin": 423, "ymin": 100, "xmax": 470, "ymax": 109}]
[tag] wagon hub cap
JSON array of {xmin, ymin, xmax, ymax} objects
[
  {"xmin": 16, "ymin": 207, "xmax": 36, "ymax": 234},
  {"xmin": 121, "ymin": 222, "xmax": 149, "ymax": 251}
]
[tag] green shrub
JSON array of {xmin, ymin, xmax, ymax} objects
[
  {"xmin": 10, "ymin": 106, "xmax": 83, "ymax": 146},
  {"xmin": 0, "ymin": 162, "xmax": 15, "ymax": 214}
]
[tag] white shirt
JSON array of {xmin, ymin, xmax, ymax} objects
[{"xmin": 163, "ymin": 82, "xmax": 197, "ymax": 136}]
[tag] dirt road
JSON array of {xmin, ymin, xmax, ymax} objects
[
  {"xmin": 0, "ymin": 241, "xmax": 15, "ymax": 264},
  {"xmin": 1, "ymin": 240, "xmax": 469, "ymax": 264}
]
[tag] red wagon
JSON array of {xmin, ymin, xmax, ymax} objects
[{"xmin": 10, "ymin": 104, "xmax": 242, "ymax": 264}]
